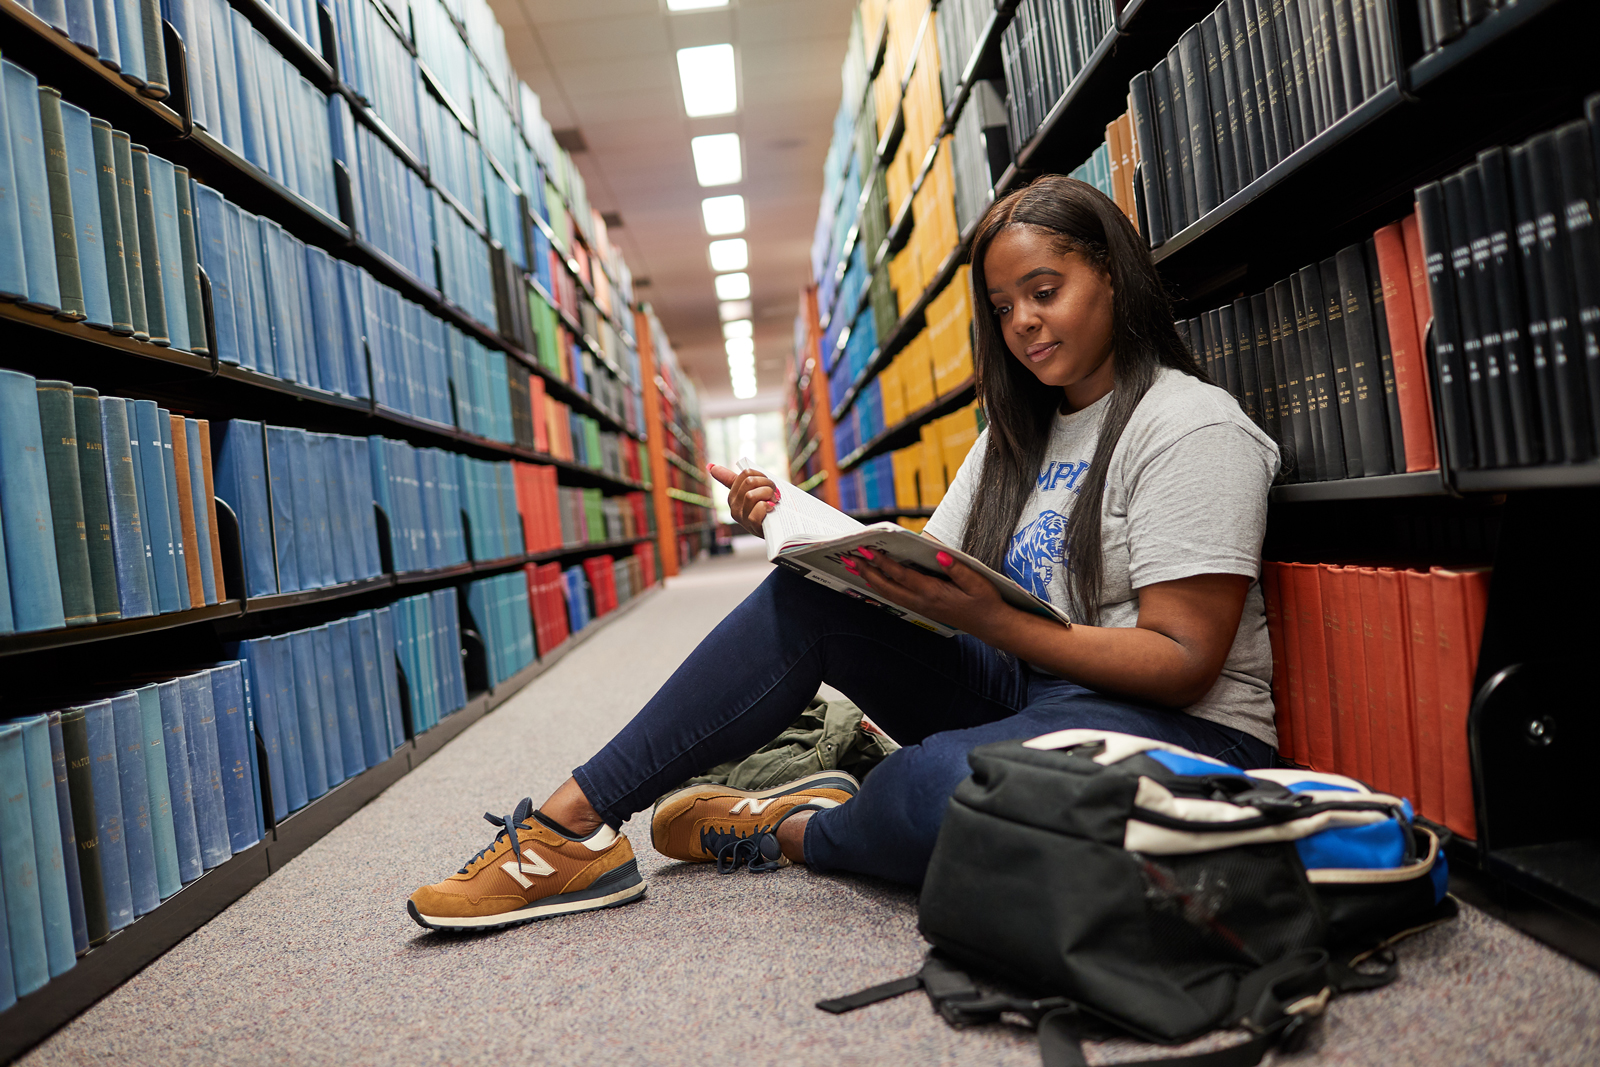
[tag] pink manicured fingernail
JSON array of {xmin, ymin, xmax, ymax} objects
[
  {"xmin": 937, "ymin": 551, "xmax": 954, "ymax": 567},
  {"xmin": 859, "ymin": 547, "xmax": 875, "ymax": 560},
  {"xmin": 772, "ymin": 489, "xmax": 781, "ymax": 504},
  {"xmin": 843, "ymin": 560, "xmax": 859, "ymax": 573}
]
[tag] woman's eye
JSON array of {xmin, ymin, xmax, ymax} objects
[
  {"xmin": 1034, "ymin": 288, "xmax": 1056, "ymax": 301},
  {"xmin": 992, "ymin": 305, "xmax": 1010, "ymax": 317}
]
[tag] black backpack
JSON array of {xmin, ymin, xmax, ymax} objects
[{"xmin": 819, "ymin": 730, "xmax": 1457, "ymax": 1067}]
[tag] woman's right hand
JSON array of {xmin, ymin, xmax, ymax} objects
[{"xmin": 708, "ymin": 463, "xmax": 780, "ymax": 536}]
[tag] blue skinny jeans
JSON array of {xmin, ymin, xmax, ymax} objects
[{"xmin": 572, "ymin": 568, "xmax": 1274, "ymax": 886}]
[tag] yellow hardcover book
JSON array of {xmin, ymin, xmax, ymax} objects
[
  {"xmin": 902, "ymin": 332, "xmax": 937, "ymax": 411},
  {"xmin": 897, "ymin": 516, "xmax": 929, "ymax": 533},
  {"xmin": 879, "ymin": 359, "xmax": 906, "ymax": 426},
  {"xmin": 938, "ymin": 402, "xmax": 982, "ymax": 474},
  {"xmin": 918, "ymin": 422, "xmax": 946, "ymax": 507},
  {"xmin": 891, "ymin": 445, "xmax": 920, "ymax": 509}
]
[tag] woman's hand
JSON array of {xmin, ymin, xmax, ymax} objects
[
  {"xmin": 708, "ymin": 463, "xmax": 780, "ymax": 536},
  {"xmin": 846, "ymin": 549, "xmax": 1009, "ymax": 637}
]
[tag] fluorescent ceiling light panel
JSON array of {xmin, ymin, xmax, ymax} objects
[
  {"xmin": 718, "ymin": 300, "xmax": 752, "ymax": 321},
  {"xmin": 677, "ymin": 44, "xmax": 738, "ymax": 118},
  {"xmin": 701, "ymin": 195, "xmax": 746, "ymax": 235},
  {"xmin": 691, "ymin": 133, "xmax": 742, "ymax": 186},
  {"xmin": 714, "ymin": 272, "xmax": 751, "ymax": 300},
  {"xmin": 722, "ymin": 319, "xmax": 753, "ymax": 339},
  {"xmin": 708, "ymin": 238, "xmax": 748, "ymax": 272},
  {"xmin": 725, "ymin": 336, "xmax": 754, "ymax": 359},
  {"xmin": 732, "ymin": 380, "xmax": 758, "ymax": 399},
  {"xmin": 667, "ymin": 0, "xmax": 727, "ymax": 11}
]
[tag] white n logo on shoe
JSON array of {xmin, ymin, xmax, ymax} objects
[
  {"xmin": 501, "ymin": 854, "xmax": 557, "ymax": 887},
  {"xmin": 729, "ymin": 797, "xmax": 779, "ymax": 816}
]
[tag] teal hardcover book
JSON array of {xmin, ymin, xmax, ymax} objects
[
  {"xmin": 82, "ymin": 699, "xmax": 133, "ymax": 932},
  {"xmin": 36, "ymin": 86, "xmax": 85, "ymax": 320},
  {"xmin": 146, "ymin": 153, "xmax": 190, "ymax": 351},
  {"xmin": 128, "ymin": 145, "xmax": 167, "ymax": 344},
  {"xmin": 133, "ymin": 684, "xmax": 180, "ymax": 899},
  {"xmin": 0, "ymin": 722, "xmax": 49, "ymax": 995},
  {"xmin": 97, "ymin": 396, "xmax": 153, "ymax": 618},
  {"xmin": 45, "ymin": 713, "xmax": 88, "ymax": 953},
  {"xmin": 177, "ymin": 673, "xmax": 229, "ymax": 869},
  {"xmin": 107, "ymin": 691, "xmax": 158, "ymax": 916},
  {"xmin": 59, "ymin": 102, "xmax": 112, "ymax": 329},
  {"xmin": 155, "ymin": 679, "xmax": 201, "ymax": 883},
  {"xmin": 34, "ymin": 379, "xmax": 97, "ymax": 628},
  {"xmin": 131, "ymin": 399, "xmax": 181, "ymax": 612},
  {"xmin": 172, "ymin": 168, "xmax": 206, "ymax": 354},
  {"xmin": 0, "ymin": 369, "xmax": 67, "ymax": 632},
  {"xmin": 111, "ymin": 132, "xmax": 149, "ymax": 340},
  {"xmin": 88, "ymin": 118, "xmax": 133, "ymax": 335},
  {"xmin": 0, "ymin": 53, "xmax": 30, "ymax": 301},
  {"xmin": 72, "ymin": 385, "xmax": 120, "ymax": 621},
  {"xmin": 3, "ymin": 60, "xmax": 60, "ymax": 312}
]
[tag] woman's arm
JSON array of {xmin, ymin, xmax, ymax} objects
[{"xmin": 850, "ymin": 552, "xmax": 1249, "ymax": 707}]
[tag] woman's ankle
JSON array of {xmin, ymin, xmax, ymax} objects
[{"xmin": 539, "ymin": 777, "xmax": 606, "ymax": 837}]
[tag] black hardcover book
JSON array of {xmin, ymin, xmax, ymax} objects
[
  {"xmin": 1508, "ymin": 143, "xmax": 1568, "ymax": 462},
  {"xmin": 1249, "ymin": 0, "xmax": 1291, "ymax": 166},
  {"xmin": 1218, "ymin": 305, "xmax": 1243, "ymax": 400},
  {"xmin": 1318, "ymin": 257, "xmax": 1365, "ymax": 476},
  {"xmin": 1175, "ymin": 316, "xmax": 1194, "ymax": 356},
  {"xmin": 1165, "ymin": 50, "xmax": 1200, "ymax": 228},
  {"xmin": 1270, "ymin": 280, "xmax": 1314, "ymax": 480},
  {"xmin": 1129, "ymin": 72, "xmax": 1169, "ymax": 247},
  {"xmin": 1178, "ymin": 28, "xmax": 1220, "ymax": 217},
  {"xmin": 1227, "ymin": 0, "xmax": 1269, "ymax": 181},
  {"xmin": 1251, "ymin": 292, "xmax": 1284, "ymax": 444},
  {"xmin": 1294, "ymin": 268, "xmax": 1345, "ymax": 478},
  {"xmin": 1202, "ymin": 13, "xmax": 1243, "ymax": 201},
  {"xmin": 1477, "ymin": 146, "xmax": 1540, "ymax": 465},
  {"xmin": 1230, "ymin": 298, "xmax": 1262, "ymax": 425},
  {"xmin": 1200, "ymin": 310, "xmax": 1219, "ymax": 382},
  {"xmin": 1428, "ymin": 0, "xmax": 1464, "ymax": 45},
  {"xmin": 1336, "ymin": 243, "xmax": 1392, "ymax": 475},
  {"xmin": 1415, "ymin": 180, "xmax": 1479, "ymax": 470},
  {"xmin": 1312, "ymin": 0, "xmax": 1348, "ymax": 124},
  {"xmin": 1285, "ymin": 0, "xmax": 1324, "ymax": 138},
  {"xmin": 1364, "ymin": 238, "xmax": 1408, "ymax": 471},
  {"xmin": 1524, "ymin": 133, "xmax": 1593, "ymax": 460},
  {"xmin": 1441, "ymin": 172, "xmax": 1496, "ymax": 467},
  {"xmin": 1151, "ymin": 62, "xmax": 1188, "ymax": 234},
  {"xmin": 1418, "ymin": 1, "xmax": 1436, "ymax": 54},
  {"xmin": 1275, "ymin": 0, "xmax": 1315, "ymax": 147},
  {"xmin": 1460, "ymin": 165, "xmax": 1516, "ymax": 467},
  {"xmin": 1552, "ymin": 120, "xmax": 1600, "ymax": 455},
  {"xmin": 1461, "ymin": 0, "xmax": 1489, "ymax": 26},
  {"xmin": 1365, "ymin": 0, "xmax": 1393, "ymax": 88},
  {"xmin": 1344, "ymin": 0, "xmax": 1373, "ymax": 102},
  {"xmin": 1327, "ymin": 0, "xmax": 1360, "ymax": 114}
]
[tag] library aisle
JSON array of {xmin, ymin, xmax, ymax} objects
[{"xmin": 18, "ymin": 541, "xmax": 1600, "ymax": 1067}]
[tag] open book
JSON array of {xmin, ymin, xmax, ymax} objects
[{"xmin": 740, "ymin": 459, "xmax": 1072, "ymax": 637}]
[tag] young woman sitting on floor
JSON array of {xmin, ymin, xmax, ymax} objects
[{"xmin": 407, "ymin": 174, "xmax": 1281, "ymax": 931}]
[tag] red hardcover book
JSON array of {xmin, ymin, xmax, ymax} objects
[
  {"xmin": 1289, "ymin": 563, "xmax": 1335, "ymax": 771},
  {"xmin": 1372, "ymin": 221, "xmax": 1438, "ymax": 472},
  {"xmin": 1318, "ymin": 565, "xmax": 1355, "ymax": 777},
  {"xmin": 1430, "ymin": 566, "xmax": 1491, "ymax": 840},
  {"xmin": 1403, "ymin": 568, "xmax": 1443, "ymax": 825},
  {"xmin": 1356, "ymin": 567, "xmax": 1389, "ymax": 796},
  {"xmin": 1401, "ymin": 211, "xmax": 1433, "ymax": 353},
  {"xmin": 530, "ymin": 376, "xmax": 549, "ymax": 454},
  {"xmin": 1340, "ymin": 566, "xmax": 1373, "ymax": 787},
  {"xmin": 1261, "ymin": 562, "xmax": 1293, "ymax": 760},
  {"xmin": 1281, "ymin": 562, "xmax": 1308, "ymax": 766},
  {"xmin": 1376, "ymin": 568, "xmax": 1418, "ymax": 802}
]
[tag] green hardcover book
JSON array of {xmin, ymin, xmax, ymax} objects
[
  {"xmin": 73, "ymin": 385, "xmax": 121, "ymax": 621},
  {"xmin": 112, "ymin": 132, "xmax": 150, "ymax": 342},
  {"xmin": 89, "ymin": 119, "xmax": 134, "ymax": 335},
  {"xmin": 58, "ymin": 705, "xmax": 110, "ymax": 946},
  {"xmin": 36, "ymin": 379, "xmax": 98, "ymax": 627},
  {"xmin": 129, "ymin": 144, "xmax": 168, "ymax": 345},
  {"xmin": 139, "ymin": 0, "xmax": 169, "ymax": 99},
  {"xmin": 37, "ymin": 86, "xmax": 86, "ymax": 321},
  {"xmin": 173, "ymin": 169, "xmax": 207, "ymax": 354}
]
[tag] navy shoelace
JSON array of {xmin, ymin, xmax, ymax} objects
[
  {"xmin": 700, "ymin": 803, "xmax": 826, "ymax": 874},
  {"xmin": 460, "ymin": 797, "xmax": 535, "ymax": 875}
]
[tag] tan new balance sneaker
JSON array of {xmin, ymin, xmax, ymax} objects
[
  {"xmin": 651, "ymin": 771, "xmax": 859, "ymax": 871},
  {"xmin": 408, "ymin": 798, "xmax": 646, "ymax": 931}
]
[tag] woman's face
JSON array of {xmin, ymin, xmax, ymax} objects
[{"xmin": 983, "ymin": 225, "xmax": 1116, "ymax": 410}]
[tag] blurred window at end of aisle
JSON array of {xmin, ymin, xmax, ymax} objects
[{"xmin": 705, "ymin": 413, "xmax": 787, "ymax": 525}]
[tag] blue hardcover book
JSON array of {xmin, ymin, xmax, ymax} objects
[
  {"xmin": 205, "ymin": 662, "xmax": 258, "ymax": 852},
  {"xmin": 247, "ymin": 27, "xmax": 283, "ymax": 184},
  {"xmin": 156, "ymin": 412, "xmax": 190, "ymax": 611},
  {"xmin": 0, "ymin": 56, "xmax": 28, "ymax": 302},
  {"xmin": 45, "ymin": 713, "xmax": 88, "ymax": 953},
  {"xmin": 287, "ymin": 629, "xmax": 329, "ymax": 798},
  {"xmin": 132, "ymin": 685, "xmax": 180, "ymax": 899},
  {"xmin": 258, "ymin": 221, "xmax": 290, "ymax": 379},
  {"xmin": 263, "ymin": 425, "xmax": 299, "ymax": 593},
  {"xmin": 177, "ymin": 672, "xmax": 229, "ymax": 869},
  {"xmin": 189, "ymin": 0, "xmax": 222, "ymax": 138},
  {"xmin": 233, "ymin": 639, "xmax": 286, "ymax": 822},
  {"xmin": 13, "ymin": 719, "xmax": 69, "ymax": 968},
  {"xmin": 0, "ymin": 885, "xmax": 11, "ymax": 1010},
  {"xmin": 191, "ymin": 182, "xmax": 237, "ymax": 363},
  {"xmin": 90, "ymin": 0, "xmax": 120, "ymax": 71},
  {"xmin": 221, "ymin": 202, "xmax": 255, "ymax": 369},
  {"xmin": 3, "ymin": 61, "xmax": 60, "ymax": 312},
  {"xmin": 337, "ymin": 262, "xmax": 368, "ymax": 398},
  {"xmin": 334, "ymin": 436, "xmax": 365, "ymax": 582},
  {"xmin": 367, "ymin": 435, "xmax": 392, "ymax": 570},
  {"xmin": 112, "ymin": 0, "xmax": 145, "ymax": 86},
  {"xmin": 0, "ymin": 369, "xmax": 66, "ymax": 632},
  {"xmin": 293, "ymin": 240, "xmax": 318, "ymax": 389},
  {"xmin": 374, "ymin": 605, "xmax": 405, "ymax": 748},
  {"xmin": 212, "ymin": 420, "xmax": 275, "ymax": 597},
  {"xmin": 242, "ymin": 211, "xmax": 273, "ymax": 374},
  {"xmin": 231, "ymin": 9, "xmax": 267, "ymax": 170},
  {"xmin": 327, "ymin": 619, "xmax": 365, "ymax": 778},
  {"xmin": 238, "ymin": 655, "xmax": 262, "ymax": 839},
  {"xmin": 124, "ymin": 402, "xmax": 159, "ymax": 597},
  {"xmin": 29, "ymin": 0, "xmax": 70, "ymax": 33},
  {"xmin": 208, "ymin": 0, "xmax": 242, "ymax": 154},
  {"xmin": 131, "ymin": 399, "xmax": 181, "ymax": 612},
  {"xmin": 107, "ymin": 691, "xmax": 158, "ymax": 917},
  {"xmin": 286, "ymin": 429, "xmax": 322, "ymax": 590},
  {"xmin": 184, "ymin": 419, "xmax": 217, "ymax": 604},
  {"xmin": 310, "ymin": 624, "xmax": 344, "ymax": 786},
  {"xmin": 348, "ymin": 612, "xmax": 388, "ymax": 766},
  {"xmin": 321, "ymin": 435, "xmax": 355, "ymax": 585},
  {"xmin": 82, "ymin": 699, "xmax": 133, "ymax": 931},
  {"xmin": 155, "ymin": 679, "xmax": 202, "ymax": 883},
  {"xmin": 306, "ymin": 250, "xmax": 344, "ymax": 395},
  {"xmin": 98, "ymin": 396, "xmax": 154, "ymax": 619},
  {"xmin": 63, "ymin": 0, "xmax": 98, "ymax": 54},
  {"xmin": 305, "ymin": 433, "xmax": 335, "ymax": 587},
  {"xmin": 267, "ymin": 634, "xmax": 308, "ymax": 811},
  {"xmin": 146, "ymin": 154, "xmax": 190, "ymax": 351},
  {"xmin": 0, "ymin": 722, "xmax": 49, "ymax": 996},
  {"xmin": 353, "ymin": 438, "xmax": 381, "ymax": 578}
]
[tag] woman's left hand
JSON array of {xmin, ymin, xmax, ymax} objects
[{"xmin": 846, "ymin": 549, "xmax": 1009, "ymax": 636}]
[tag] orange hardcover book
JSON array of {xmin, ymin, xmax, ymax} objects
[
  {"xmin": 1280, "ymin": 562, "xmax": 1307, "ymax": 765},
  {"xmin": 1372, "ymin": 222, "xmax": 1438, "ymax": 472},
  {"xmin": 1261, "ymin": 561, "xmax": 1293, "ymax": 760},
  {"xmin": 1318, "ymin": 564, "xmax": 1355, "ymax": 776},
  {"xmin": 530, "ymin": 376, "xmax": 549, "ymax": 454},
  {"xmin": 1356, "ymin": 567, "xmax": 1389, "ymax": 796},
  {"xmin": 196, "ymin": 419, "xmax": 226, "ymax": 602},
  {"xmin": 1376, "ymin": 568, "xmax": 1418, "ymax": 802},
  {"xmin": 1401, "ymin": 211, "xmax": 1433, "ymax": 352},
  {"xmin": 1105, "ymin": 117, "xmax": 1127, "ymax": 219},
  {"xmin": 1340, "ymin": 566, "xmax": 1373, "ymax": 787},
  {"xmin": 1431, "ymin": 566, "xmax": 1490, "ymax": 840},
  {"xmin": 169, "ymin": 415, "xmax": 205, "ymax": 604},
  {"xmin": 1403, "ymin": 568, "xmax": 1443, "ymax": 824},
  {"xmin": 1289, "ymin": 562, "xmax": 1334, "ymax": 770}
]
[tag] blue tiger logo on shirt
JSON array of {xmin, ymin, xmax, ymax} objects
[{"xmin": 1005, "ymin": 510, "xmax": 1070, "ymax": 599}]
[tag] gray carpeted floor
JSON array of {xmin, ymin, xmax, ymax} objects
[{"xmin": 23, "ymin": 540, "xmax": 1600, "ymax": 1066}]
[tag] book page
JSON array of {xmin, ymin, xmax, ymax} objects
[{"xmin": 734, "ymin": 457, "xmax": 866, "ymax": 559}]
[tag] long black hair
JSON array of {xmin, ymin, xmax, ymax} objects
[{"xmin": 961, "ymin": 175, "xmax": 1207, "ymax": 624}]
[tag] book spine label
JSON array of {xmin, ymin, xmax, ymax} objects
[
  {"xmin": 108, "ymin": 692, "xmax": 159, "ymax": 917},
  {"xmin": 89, "ymin": 119, "xmax": 134, "ymax": 334},
  {"xmin": 159, "ymin": 413, "xmax": 192, "ymax": 610},
  {"xmin": 36, "ymin": 379, "xmax": 98, "ymax": 626},
  {"xmin": 133, "ymin": 685, "xmax": 181, "ymax": 899},
  {"xmin": 60, "ymin": 103, "xmax": 112, "ymax": 329}
]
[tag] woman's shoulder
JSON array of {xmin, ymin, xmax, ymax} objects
[{"xmin": 1121, "ymin": 367, "xmax": 1279, "ymax": 465}]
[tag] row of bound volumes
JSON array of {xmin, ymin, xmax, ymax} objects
[
  {"xmin": 13, "ymin": 0, "xmax": 169, "ymax": 97},
  {"xmin": 389, "ymin": 589, "xmax": 468, "ymax": 736},
  {"xmin": 0, "ymin": 660, "xmax": 257, "ymax": 1007},
  {"xmin": 1415, "ymin": 96, "xmax": 1600, "ymax": 471},
  {"xmin": 368, "ymin": 438, "xmax": 526, "ymax": 574},
  {"xmin": 465, "ymin": 571, "xmax": 533, "ymax": 689},
  {"xmin": 509, "ymin": 463, "xmax": 650, "ymax": 556},
  {"xmin": 999, "ymin": 0, "xmax": 1117, "ymax": 157},
  {"xmin": 1128, "ymin": 0, "xmax": 1398, "ymax": 246},
  {"xmin": 524, "ymin": 560, "xmax": 569, "ymax": 657},
  {"xmin": 1178, "ymin": 211, "xmax": 1441, "ymax": 483},
  {"xmin": 1261, "ymin": 561, "xmax": 1488, "ymax": 840},
  {"xmin": 1416, "ymin": 0, "xmax": 1509, "ymax": 53},
  {"xmin": 331, "ymin": 0, "xmax": 422, "ymax": 162},
  {"xmin": 0, "ymin": 370, "xmax": 226, "ymax": 635}
]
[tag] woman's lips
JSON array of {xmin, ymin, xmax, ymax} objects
[{"xmin": 1026, "ymin": 341, "xmax": 1059, "ymax": 363}]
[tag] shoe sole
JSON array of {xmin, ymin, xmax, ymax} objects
[
  {"xmin": 408, "ymin": 861, "xmax": 647, "ymax": 933},
  {"xmin": 650, "ymin": 770, "xmax": 860, "ymax": 860}
]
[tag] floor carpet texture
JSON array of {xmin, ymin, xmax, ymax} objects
[{"xmin": 23, "ymin": 541, "xmax": 1600, "ymax": 1066}]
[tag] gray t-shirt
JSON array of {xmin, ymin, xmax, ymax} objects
[{"xmin": 924, "ymin": 366, "xmax": 1281, "ymax": 747}]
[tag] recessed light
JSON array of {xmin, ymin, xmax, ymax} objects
[
  {"xmin": 725, "ymin": 336, "xmax": 754, "ymax": 359},
  {"xmin": 701, "ymin": 195, "xmax": 746, "ymax": 235},
  {"xmin": 718, "ymin": 300, "xmax": 752, "ymax": 321},
  {"xmin": 714, "ymin": 272, "xmax": 751, "ymax": 300},
  {"xmin": 691, "ymin": 133, "xmax": 742, "ymax": 186},
  {"xmin": 722, "ymin": 319, "xmax": 753, "ymax": 339},
  {"xmin": 732, "ymin": 379, "xmax": 758, "ymax": 399},
  {"xmin": 709, "ymin": 238, "xmax": 748, "ymax": 272},
  {"xmin": 667, "ymin": 0, "xmax": 728, "ymax": 10},
  {"xmin": 677, "ymin": 44, "xmax": 737, "ymax": 118}
]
